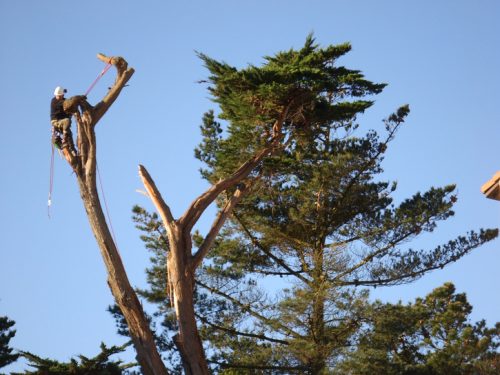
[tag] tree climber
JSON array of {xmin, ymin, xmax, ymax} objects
[{"xmin": 50, "ymin": 86, "xmax": 76, "ymax": 156}]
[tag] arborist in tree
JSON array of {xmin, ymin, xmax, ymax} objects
[{"xmin": 50, "ymin": 86, "xmax": 76, "ymax": 156}]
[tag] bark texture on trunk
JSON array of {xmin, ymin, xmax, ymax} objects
[
  {"xmin": 63, "ymin": 54, "xmax": 169, "ymax": 375},
  {"xmin": 168, "ymin": 225, "xmax": 208, "ymax": 375}
]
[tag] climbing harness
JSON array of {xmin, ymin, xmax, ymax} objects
[
  {"xmin": 51, "ymin": 126, "xmax": 63, "ymax": 149},
  {"xmin": 48, "ymin": 59, "xmax": 114, "ymax": 217}
]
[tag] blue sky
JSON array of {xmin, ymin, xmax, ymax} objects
[{"xmin": 1, "ymin": 0, "xmax": 499, "ymax": 371}]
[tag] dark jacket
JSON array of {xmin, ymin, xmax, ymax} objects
[{"xmin": 50, "ymin": 97, "xmax": 71, "ymax": 121}]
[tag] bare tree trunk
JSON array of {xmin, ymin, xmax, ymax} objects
[
  {"xmin": 62, "ymin": 54, "xmax": 169, "ymax": 375},
  {"xmin": 310, "ymin": 245, "xmax": 327, "ymax": 375},
  {"xmin": 167, "ymin": 225, "xmax": 208, "ymax": 375}
]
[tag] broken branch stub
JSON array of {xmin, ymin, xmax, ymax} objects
[{"xmin": 92, "ymin": 53, "xmax": 135, "ymax": 126}]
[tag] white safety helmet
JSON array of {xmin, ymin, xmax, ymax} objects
[{"xmin": 53, "ymin": 86, "xmax": 67, "ymax": 96}]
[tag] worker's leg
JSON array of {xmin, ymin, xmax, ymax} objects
[
  {"xmin": 60, "ymin": 118, "xmax": 71, "ymax": 133},
  {"xmin": 50, "ymin": 120, "xmax": 63, "ymax": 149},
  {"xmin": 56, "ymin": 118, "xmax": 77, "ymax": 156}
]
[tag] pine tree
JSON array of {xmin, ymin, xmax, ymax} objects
[
  {"xmin": 185, "ymin": 37, "xmax": 497, "ymax": 373},
  {"xmin": 132, "ymin": 115, "xmax": 498, "ymax": 371},
  {"xmin": 336, "ymin": 283, "xmax": 500, "ymax": 375},
  {"xmin": 0, "ymin": 315, "xmax": 19, "ymax": 369},
  {"xmin": 134, "ymin": 34, "xmax": 395, "ymax": 374},
  {"xmin": 14, "ymin": 343, "xmax": 134, "ymax": 375}
]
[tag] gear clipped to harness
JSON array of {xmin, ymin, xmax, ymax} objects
[{"xmin": 52, "ymin": 128, "xmax": 62, "ymax": 150}]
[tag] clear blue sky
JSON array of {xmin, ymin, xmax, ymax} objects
[{"xmin": 1, "ymin": 0, "xmax": 499, "ymax": 371}]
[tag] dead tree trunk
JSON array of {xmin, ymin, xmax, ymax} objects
[
  {"xmin": 62, "ymin": 54, "xmax": 169, "ymax": 375},
  {"xmin": 138, "ymin": 113, "xmax": 288, "ymax": 374}
]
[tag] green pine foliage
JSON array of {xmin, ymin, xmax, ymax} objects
[
  {"xmin": 195, "ymin": 33, "xmax": 386, "ymax": 183},
  {"xmin": 335, "ymin": 283, "xmax": 500, "ymax": 375},
  {"xmin": 194, "ymin": 111, "xmax": 223, "ymax": 180},
  {"xmin": 190, "ymin": 36, "xmax": 497, "ymax": 372},
  {"xmin": 13, "ymin": 343, "xmax": 134, "ymax": 375},
  {"xmin": 199, "ymin": 34, "xmax": 384, "ymax": 128},
  {"xmin": 197, "ymin": 113, "xmax": 496, "ymax": 372},
  {"xmin": 127, "ymin": 35, "xmax": 497, "ymax": 373},
  {"xmin": 0, "ymin": 315, "xmax": 19, "ymax": 369}
]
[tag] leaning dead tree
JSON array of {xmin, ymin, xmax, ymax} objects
[{"xmin": 62, "ymin": 54, "xmax": 169, "ymax": 375}]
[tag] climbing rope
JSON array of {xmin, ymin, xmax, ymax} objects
[
  {"xmin": 85, "ymin": 60, "xmax": 113, "ymax": 97},
  {"xmin": 47, "ymin": 141, "xmax": 55, "ymax": 218}
]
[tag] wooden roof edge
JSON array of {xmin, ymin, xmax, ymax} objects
[{"xmin": 481, "ymin": 171, "xmax": 500, "ymax": 195}]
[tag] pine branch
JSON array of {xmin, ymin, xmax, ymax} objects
[
  {"xmin": 196, "ymin": 313, "xmax": 289, "ymax": 345},
  {"xmin": 323, "ymin": 114, "xmax": 404, "ymax": 235},
  {"xmin": 212, "ymin": 361, "xmax": 307, "ymax": 372},
  {"xmin": 233, "ymin": 212, "xmax": 309, "ymax": 283},
  {"xmin": 340, "ymin": 229, "xmax": 498, "ymax": 287},
  {"xmin": 330, "ymin": 231, "xmax": 416, "ymax": 284},
  {"xmin": 196, "ymin": 280, "xmax": 302, "ymax": 340}
]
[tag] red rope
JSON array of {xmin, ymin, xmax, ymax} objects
[{"xmin": 84, "ymin": 62, "xmax": 113, "ymax": 97}]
